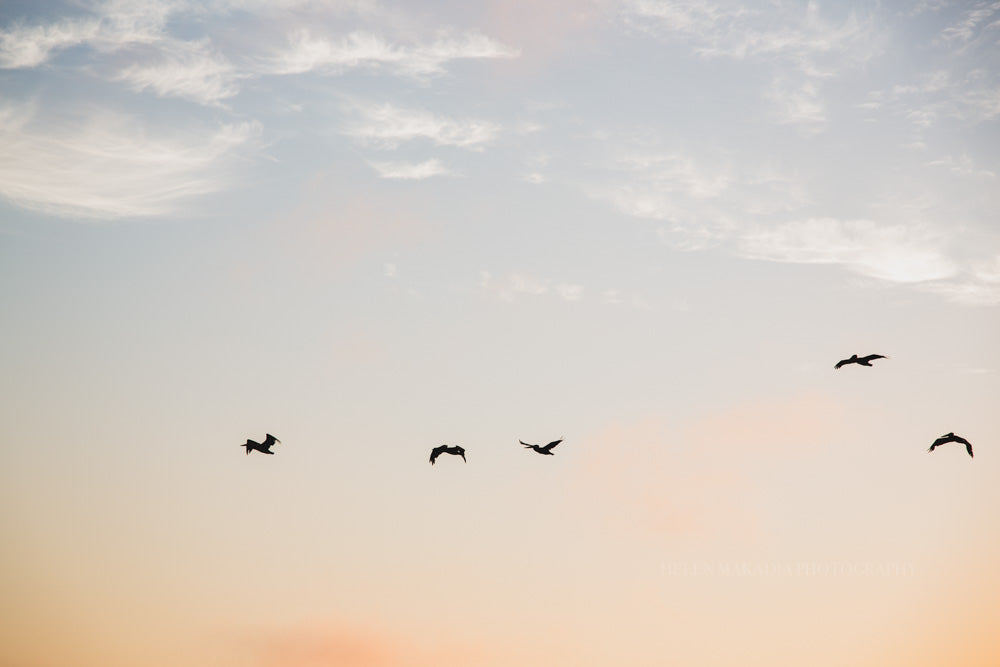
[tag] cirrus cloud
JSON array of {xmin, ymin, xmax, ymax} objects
[
  {"xmin": 0, "ymin": 101, "xmax": 258, "ymax": 218},
  {"xmin": 344, "ymin": 102, "xmax": 500, "ymax": 150},
  {"xmin": 738, "ymin": 218, "xmax": 958, "ymax": 284}
]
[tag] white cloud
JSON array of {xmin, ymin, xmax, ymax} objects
[
  {"xmin": 891, "ymin": 69, "xmax": 951, "ymax": 96},
  {"xmin": 924, "ymin": 154, "xmax": 996, "ymax": 178},
  {"xmin": 0, "ymin": 101, "xmax": 257, "ymax": 218},
  {"xmin": 480, "ymin": 273, "xmax": 654, "ymax": 308},
  {"xmin": 768, "ymin": 78, "xmax": 825, "ymax": 127},
  {"xmin": 924, "ymin": 254, "xmax": 1000, "ymax": 305},
  {"xmin": 0, "ymin": 0, "xmax": 181, "ymax": 69},
  {"xmin": 0, "ymin": 2, "xmax": 239, "ymax": 104},
  {"xmin": 909, "ymin": 0, "xmax": 953, "ymax": 16},
  {"xmin": 738, "ymin": 218, "xmax": 958, "ymax": 283},
  {"xmin": 624, "ymin": 0, "xmax": 881, "ymax": 75},
  {"xmin": 588, "ymin": 148, "xmax": 740, "ymax": 249},
  {"xmin": 344, "ymin": 102, "xmax": 500, "ymax": 150},
  {"xmin": 0, "ymin": 18, "xmax": 102, "ymax": 68},
  {"xmin": 615, "ymin": 152, "xmax": 732, "ymax": 199},
  {"xmin": 556, "ymin": 283, "xmax": 584, "ymax": 301},
  {"xmin": 259, "ymin": 29, "xmax": 517, "ymax": 77},
  {"xmin": 959, "ymin": 82, "xmax": 1000, "ymax": 121},
  {"xmin": 1, "ymin": 4, "xmax": 515, "ymax": 107},
  {"xmin": 481, "ymin": 273, "xmax": 583, "ymax": 303},
  {"xmin": 505, "ymin": 273, "xmax": 549, "ymax": 298},
  {"xmin": 368, "ymin": 158, "xmax": 452, "ymax": 179},
  {"xmin": 115, "ymin": 39, "xmax": 242, "ymax": 105},
  {"xmin": 582, "ymin": 136, "xmax": 986, "ymax": 297},
  {"xmin": 625, "ymin": 1, "xmax": 747, "ymax": 41},
  {"xmin": 940, "ymin": 1, "xmax": 1000, "ymax": 42}
]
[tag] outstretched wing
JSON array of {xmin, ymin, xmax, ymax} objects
[
  {"xmin": 542, "ymin": 439, "xmax": 563, "ymax": 452},
  {"xmin": 263, "ymin": 434, "xmax": 281, "ymax": 447},
  {"xmin": 951, "ymin": 435, "xmax": 973, "ymax": 457},
  {"xmin": 834, "ymin": 358, "xmax": 850, "ymax": 369},
  {"xmin": 430, "ymin": 445, "xmax": 445, "ymax": 465},
  {"xmin": 860, "ymin": 354, "xmax": 886, "ymax": 363},
  {"xmin": 931, "ymin": 436, "xmax": 948, "ymax": 448}
]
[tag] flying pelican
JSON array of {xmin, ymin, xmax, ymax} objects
[
  {"xmin": 429, "ymin": 444, "xmax": 466, "ymax": 465},
  {"xmin": 521, "ymin": 439, "xmax": 563, "ymax": 456},
  {"xmin": 928, "ymin": 432, "xmax": 973, "ymax": 458},
  {"xmin": 834, "ymin": 353, "xmax": 887, "ymax": 369},
  {"xmin": 242, "ymin": 433, "xmax": 280, "ymax": 455}
]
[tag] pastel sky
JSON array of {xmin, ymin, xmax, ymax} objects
[{"xmin": 1, "ymin": 1, "xmax": 998, "ymax": 665}]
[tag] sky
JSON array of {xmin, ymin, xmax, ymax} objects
[{"xmin": 1, "ymin": 0, "xmax": 999, "ymax": 665}]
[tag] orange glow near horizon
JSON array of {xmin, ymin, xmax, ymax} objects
[{"xmin": 2, "ymin": 0, "xmax": 999, "ymax": 665}]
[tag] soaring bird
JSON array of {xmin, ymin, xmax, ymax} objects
[
  {"xmin": 242, "ymin": 433, "xmax": 280, "ymax": 455},
  {"xmin": 521, "ymin": 439, "xmax": 563, "ymax": 456},
  {"xmin": 834, "ymin": 353, "xmax": 887, "ymax": 369},
  {"xmin": 429, "ymin": 444, "xmax": 466, "ymax": 465},
  {"xmin": 928, "ymin": 432, "xmax": 973, "ymax": 458}
]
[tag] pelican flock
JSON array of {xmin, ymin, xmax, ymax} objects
[{"xmin": 240, "ymin": 352, "xmax": 979, "ymax": 465}]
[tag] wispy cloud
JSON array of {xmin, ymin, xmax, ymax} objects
[
  {"xmin": 588, "ymin": 147, "xmax": 741, "ymax": 249},
  {"xmin": 925, "ymin": 254, "xmax": 1000, "ymax": 305},
  {"xmin": 924, "ymin": 154, "xmax": 996, "ymax": 179},
  {"xmin": 767, "ymin": 78, "xmax": 826, "ymax": 128},
  {"xmin": 738, "ymin": 218, "xmax": 958, "ymax": 283},
  {"xmin": 581, "ymin": 137, "xmax": 983, "ymax": 297},
  {"xmin": 876, "ymin": 70, "xmax": 1000, "ymax": 127},
  {"xmin": 344, "ymin": 102, "xmax": 500, "ymax": 150},
  {"xmin": 600, "ymin": 288, "xmax": 655, "ymax": 310},
  {"xmin": 0, "ymin": 101, "xmax": 258, "ymax": 218},
  {"xmin": 555, "ymin": 283, "xmax": 584, "ymax": 301},
  {"xmin": 939, "ymin": 1, "xmax": 1000, "ymax": 42},
  {"xmin": 891, "ymin": 69, "xmax": 951, "ymax": 96},
  {"xmin": 958, "ymin": 78, "xmax": 1000, "ymax": 121},
  {"xmin": 367, "ymin": 158, "xmax": 452, "ymax": 179},
  {"xmin": 478, "ymin": 270, "xmax": 657, "ymax": 309},
  {"xmin": 1, "ymin": 4, "xmax": 516, "ymax": 106},
  {"xmin": 494, "ymin": 272, "xmax": 549, "ymax": 299},
  {"xmin": 0, "ymin": 0, "xmax": 179, "ymax": 69},
  {"xmin": 114, "ymin": 39, "xmax": 242, "ymax": 106},
  {"xmin": 260, "ymin": 29, "xmax": 518, "ymax": 77},
  {"xmin": 480, "ymin": 271, "xmax": 584, "ymax": 303},
  {"xmin": 0, "ymin": 18, "xmax": 102, "ymax": 68},
  {"xmin": 624, "ymin": 0, "xmax": 881, "ymax": 75}
]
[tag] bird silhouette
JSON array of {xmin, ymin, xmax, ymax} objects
[
  {"xmin": 928, "ymin": 432, "xmax": 973, "ymax": 458},
  {"xmin": 242, "ymin": 433, "xmax": 280, "ymax": 455},
  {"xmin": 521, "ymin": 439, "xmax": 563, "ymax": 455},
  {"xmin": 429, "ymin": 444, "xmax": 466, "ymax": 465},
  {"xmin": 834, "ymin": 353, "xmax": 887, "ymax": 369}
]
